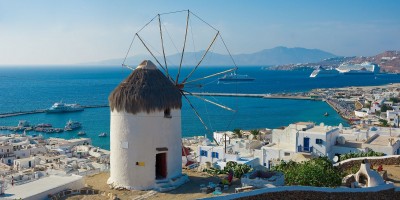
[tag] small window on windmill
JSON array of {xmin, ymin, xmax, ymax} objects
[{"xmin": 164, "ymin": 108, "xmax": 171, "ymax": 118}]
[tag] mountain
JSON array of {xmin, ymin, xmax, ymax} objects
[
  {"xmin": 84, "ymin": 46, "xmax": 337, "ymax": 66},
  {"xmin": 234, "ymin": 46, "xmax": 336, "ymax": 65}
]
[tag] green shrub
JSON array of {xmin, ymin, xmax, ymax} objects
[
  {"xmin": 339, "ymin": 149, "xmax": 384, "ymax": 161},
  {"xmin": 204, "ymin": 161, "xmax": 253, "ymax": 178},
  {"xmin": 272, "ymin": 157, "xmax": 342, "ymax": 187}
]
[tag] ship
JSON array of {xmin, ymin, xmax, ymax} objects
[
  {"xmin": 78, "ymin": 131, "xmax": 86, "ymax": 136},
  {"xmin": 218, "ymin": 72, "xmax": 255, "ymax": 82},
  {"xmin": 309, "ymin": 66, "xmax": 339, "ymax": 78},
  {"xmin": 46, "ymin": 102, "xmax": 84, "ymax": 113},
  {"xmin": 336, "ymin": 62, "xmax": 380, "ymax": 75},
  {"xmin": 98, "ymin": 132, "xmax": 107, "ymax": 137},
  {"xmin": 64, "ymin": 120, "xmax": 82, "ymax": 131}
]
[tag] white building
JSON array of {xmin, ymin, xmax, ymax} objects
[
  {"xmin": 13, "ymin": 157, "xmax": 40, "ymax": 170},
  {"xmin": 107, "ymin": 60, "xmax": 188, "ymax": 191},
  {"xmin": 196, "ymin": 131, "xmax": 262, "ymax": 170},
  {"xmin": 261, "ymin": 122, "xmax": 340, "ymax": 168},
  {"xmin": 386, "ymin": 110, "xmax": 400, "ymax": 127}
]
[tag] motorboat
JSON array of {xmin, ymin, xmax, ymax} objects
[
  {"xmin": 46, "ymin": 102, "xmax": 84, "ymax": 113},
  {"xmin": 78, "ymin": 131, "xmax": 86, "ymax": 136},
  {"xmin": 98, "ymin": 132, "xmax": 107, "ymax": 137},
  {"xmin": 64, "ymin": 120, "xmax": 82, "ymax": 131}
]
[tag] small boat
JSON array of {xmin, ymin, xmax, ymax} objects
[
  {"xmin": 78, "ymin": 131, "xmax": 86, "ymax": 136},
  {"xmin": 17, "ymin": 120, "xmax": 30, "ymax": 127},
  {"xmin": 64, "ymin": 120, "xmax": 82, "ymax": 131},
  {"xmin": 36, "ymin": 123, "xmax": 52, "ymax": 128},
  {"xmin": 46, "ymin": 101, "xmax": 84, "ymax": 113},
  {"xmin": 218, "ymin": 72, "xmax": 255, "ymax": 82},
  {"xmin": 324, "ymin": 112, "xmax": 329, "ymax": 116},
  {"xmin": 98, "ymin": 132, "xmax": 107, "ymax": 137}
]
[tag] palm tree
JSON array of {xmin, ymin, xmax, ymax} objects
[
  {"xmin": 250, "ymin": 129, "xmax": 260, "ymax": 140},
  {"xmin": 233, "ymin": 128, "xmax": 242, "ymax": 138}
]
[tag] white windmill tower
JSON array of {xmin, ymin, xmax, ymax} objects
[{"xmin": 107, "ymin": 10, "xmax": 237, "ymax": 191}]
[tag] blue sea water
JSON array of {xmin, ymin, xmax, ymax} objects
[{"xmin": 1, "ymin": 66, "xmax": 400, "ymax": 149}]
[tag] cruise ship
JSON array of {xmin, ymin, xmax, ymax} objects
[
  {"xmin": 336, "ymin": 62, "xmax": 380, "ymax": 75},
  {"xmin": 46, "ymin": 102, "xmax": 84, "ymax": 113},
  {"xmin": 218, "ymin": 73, "xmax": 255, "ymax": 82},
  {"xmin": 309, "ymin": 66, "xmax": 339, "ymax": 78}
]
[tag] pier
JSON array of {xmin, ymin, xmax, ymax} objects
[
  {"xmin": 0, "ymin": 105, "xmax": 109, "ymax": 118},
  {"xmin": 189, "ymin": 92, "xmax": 315, "ymax": 100}
]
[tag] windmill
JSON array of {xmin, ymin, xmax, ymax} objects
[
  {"xmin": 108, "ymin": 10, "xmax": 239, "ymax": 190},
  {"xmin": 122, "ymin": 10, "xmax": 238, "ymax": 141}
]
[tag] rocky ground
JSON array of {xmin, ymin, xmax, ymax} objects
[
  {"xmin": 64, "ymin": 169, "xmax": 241, "ymax": 200},
  {"xmin": 64, "ymin": 164, "xmax": 400, "ymax": 200}
]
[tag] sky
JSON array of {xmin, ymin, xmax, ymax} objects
[{"xmin": 0, "ymin": 0, "xmax": 399, "ymax": 65}]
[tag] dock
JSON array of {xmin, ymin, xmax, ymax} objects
[
  {"xmin": 0, "ymin": 105, "xmax": 109, "ymax": 118},
  {"xmin": 189, "ymin": 92, "xmax": 315, "ymax": 100}
]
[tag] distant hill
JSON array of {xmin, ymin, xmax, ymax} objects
[
  {"xmin": 83, "ymin": 46, "xmax": 337, "ymax": 66},
  {"xmin": 270, "ymin": 50, "xmax": 400, "ymax": 73}
]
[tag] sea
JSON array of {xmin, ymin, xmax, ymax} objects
[{"xmin": 1, "ymin": 66, "xmax": 400, "ymax": 150}]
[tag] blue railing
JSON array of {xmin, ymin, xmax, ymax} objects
[{"xmin": 297, "ymin": 145, "xmax": 313, "ymax": 153}]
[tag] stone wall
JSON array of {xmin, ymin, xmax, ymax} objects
[
  {"xmin": 237, "ymin": 189, "xmax": 400, "ymax": 200},
  {"xmin": 337, "ymin": 156, "xmax": 400, "ymax": 172}
]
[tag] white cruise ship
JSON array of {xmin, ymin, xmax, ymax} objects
[
  {"xmin": 46, "ymin": 102, "xmax": 84, "ymax": 113},
  {"xmin": 336, "ymin": 62, "xmax": 380, "ymax": 75},
  {"xmin": 309, "ymin": 66, "xmax": 339, "ymax": 78}
]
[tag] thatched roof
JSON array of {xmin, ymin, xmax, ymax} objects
[{"xmin": 109, "ymin": 60, "xmax": 182, "ymax": 114}]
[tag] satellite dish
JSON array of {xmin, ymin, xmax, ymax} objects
[
  {"xmin": 333, "ymin": 156, "xmax": 339, "ymax": 163},
  {"xmin": 337, "ymin": 136, "xmax": 346, "ymax": 145}
]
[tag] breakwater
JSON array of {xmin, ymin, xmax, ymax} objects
[
  {"xmin": 0, "ymin": 105, "xmax": 109, "ymax": 118},
  {"xmin": 189, "ymin": 92, "xmax": 315, "ymax": 100}
]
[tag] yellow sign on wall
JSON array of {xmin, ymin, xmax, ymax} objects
[{"xmin": 136, "ymin": 162, "xmax": 145, "ymax": 166}]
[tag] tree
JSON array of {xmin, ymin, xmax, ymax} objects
[
  {"xmin": 250, "ymin": 129, "xmax": 260, "ymax": 140},
  {"xmin": 233, "ymin": 128, "xmax": 242, "ymax": 138},
  {"xmin": 389, "ymin": 97, "xmax": 400, "ymax": 103},
  {"xmin": 380, "ymin": 104, "xmax": 393, "ymax": 113},
  {"xmin": 379, "ymin": 119, "xmax": 389, "ymax": 127},
  {"xmin": 272, "ymin": 157, "xmax": 342, "ymax": 187}
]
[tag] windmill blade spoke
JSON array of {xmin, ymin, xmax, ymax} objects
[
  {"xmin": 182, "ymin": 92, "xmax": 209, "ymax": 132},
  {"xmin": 136, "ymin": 33, "xmax": 176, "ymax": 83},
  {"xmin": 183, "ymin": 67, "xmax": 237, "ymax": 85},
  {"xmin": 176, "ymin": 10, "xmax": 190, "ymax": 84},
  {"xmin": 158, "ymin": 14, "xmax": 169, "ymax": 79},
  {"xmin": 182, "ymin": 92, "xmax": 219, "ymax": 145},
  {"xmin": 184, "ymin": 90, "xmax": 236, "ymax": 112},
  {"xmin": 181, "ymin": 31, "xmax": 219, "ymax": 84},
  {"xmin": 184, "ymin": 84, "xmax": 203, "ymax": 88}
]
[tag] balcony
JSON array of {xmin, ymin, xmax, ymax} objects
[{"xmin": 297, "ymin": 145, "xmax": 313, "ymax": 153}]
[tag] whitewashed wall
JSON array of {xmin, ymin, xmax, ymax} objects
[{"xmin": 108, "ymin": 109, "xmax": 182, "ymax": 190}]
